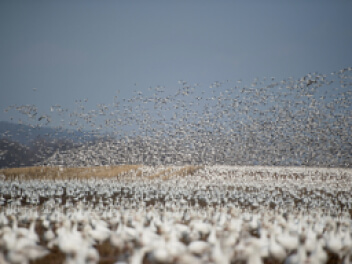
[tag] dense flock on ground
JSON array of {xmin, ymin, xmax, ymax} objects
[{"xmin": 0, "ymin": 166, "xmax": 352, "ymax": 264}]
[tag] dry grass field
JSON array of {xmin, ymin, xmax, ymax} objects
[
  {"xmin": 0, "ymin": 165, "xmax": 141, "ymax": 180},
  {"xmin": 0, "ymin": 165, "xmax": 203, "ymax": 181}
]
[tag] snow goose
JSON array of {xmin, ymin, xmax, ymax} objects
[
  {"xmin": 325, "ymin": 221, "xmax": 343, "ymax": 259},
  {"xmin": 26, "ymin": 220, "xmax": 39, "ymax": 243},
  {"xmin": 6, "ymin": 249, "xmax": 29, "ymax": 264},
  {"xmin": 341, "ymin": 226, "xmax": 352, "ymax": 263},
  {"xmin": 44, "ymin": 225, "xmax": 55, "ymax": 243},
  {"xmin": 304, "ymin": 225, "xmax": 317, "ymax": 254},
  {"xmin": 190, "ymin": 220, "xmax": 211, "ymax": 241},
  {"xmin": 269, "ymin": 233, "xmax": 286, "ymax": 262},
  {"xmin": 210, "ymin": 228, "xmax": 232, "ymax": 264},
  {"xmin": 148, "ymin": 244, "xmax": 173, "ymax": 264},
  {"xmin": 130, "ymin": 245, "xmax": 151, "ymax": 264},
  {"xmin": 235, "ymin": 238, "xmax": 263, "ymax": 264},
  {"xmin": 1, "ymin": 226, "xmax": 17, "ymax": 257},
  {"xmin": 57, "ymin": 219, "xmax": 83, "ymax": 256},
  {"xmin": 17, "ymin": 242, "xmax": 49, "ymax": 263},
  {"xmin": 188, "ymin": 240, "xmax": 209, "ymax": 256},
  {"xmin": 5, "ymin": 233, "xmax": 49, "ymax": 264},
  {"xmin": 175, "ymin": 253, "xmax": 203, "ymax": 264},
  {"xmin": 309, "ymin": 238, "xmax": 327, "ymax": 264},
  {"xmin": 258, "ymin": 228, "xmax": 270, "ymax": 259},
  {"xmin": 9, "ymin": 215, "xmax": 28, "ymax": 238},
  {"xmin": 88, "ymin": 219, "xmax": 111, "ymax": 244},
  {"xmin": 276, "ymin": 225, "xmax": 298, "ymax": 253}
]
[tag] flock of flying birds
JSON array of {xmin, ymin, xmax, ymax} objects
[{"xmin": 3, "ymin": 67, "xmax": 351, "ymax": 168}]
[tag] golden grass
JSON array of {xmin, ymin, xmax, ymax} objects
[
  {"xmin": 148, "ymin": 167, "xmax": 174, "ymax": 180},
  {"xmin": 0, "ymin": 165, "xmax": 141, "ymax": 180},
  {"xmin": 0, "ymin": 165, "xmax": 203, "ymax": 181},
  {"xmin": 178, "ymin": 165, "xmax": 203, "ymax": 177},
  {"xmin": 148, "ymin": 165, "xmax": 203, "ymax": 180}
]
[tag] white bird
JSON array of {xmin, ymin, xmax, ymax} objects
[
  {"xmin": 87, "ymin": 221, "xmax": 111, "ymax": 244},
  {"xmin": 276, "ymin": 226, "xmax": 298, "ymax": 253},
  {"xmin": 188, "ymin": 240, "xmax": 209, "ymax": 256},
  {"xmin": 269, "ymin": 234, "xmax": 286, "ymax": 262},
  {"xmin": 235, "ymin": 238, "xmax": 263, "ymax": 264}
]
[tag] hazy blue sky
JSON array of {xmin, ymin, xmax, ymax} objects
[{"xmin": 1, "ymin": 0, "xmax": 352, "ymax": 123}]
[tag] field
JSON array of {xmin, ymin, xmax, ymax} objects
[{"xmin": 0, "ymin": 165, "xmax": 351, "ymax": 264}]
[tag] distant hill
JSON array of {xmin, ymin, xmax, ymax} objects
[
  {"xmin": 0, "ymin": 139, "xmax": 34, "ymax": 168},
  {"xmin": 0, "ymin": 121, "xmax": 95, "ymax": 146},
  {"xmin": 0, "ymin": 121, "xmax": 101, "ymax": 168}
]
